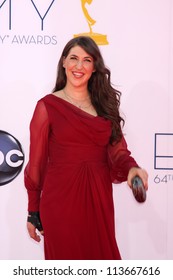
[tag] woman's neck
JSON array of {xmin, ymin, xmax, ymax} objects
[{"xmin": 63, "ymin": 85, "xmax": 89, "ymax": 100}]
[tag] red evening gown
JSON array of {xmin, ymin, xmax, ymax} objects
[{"xmin": 24, "ymin": 94, "xmax": 138, "ymax": 260}]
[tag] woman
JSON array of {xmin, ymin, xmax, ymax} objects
[{"xmin": 25, "ymin": 36, "xmax": 148, "ymax": 260}]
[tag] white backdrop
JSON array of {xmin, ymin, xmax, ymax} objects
[{"xmin": 0, "ymin": 0, "xmax": 173, "ymax": 260}]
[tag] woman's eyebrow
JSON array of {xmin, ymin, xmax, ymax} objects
[{"xmin": 70, "ymin": 54, "xmax": 92, "ymax": 59}]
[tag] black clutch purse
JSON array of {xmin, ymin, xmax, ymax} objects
[{"xmin": 131, "ymin": 176, "xmax": 146, "ymax": 203}]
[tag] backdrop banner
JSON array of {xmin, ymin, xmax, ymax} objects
[{"xmin": 0, "ymin": 0, "xmax": 173, "ymax": 260}]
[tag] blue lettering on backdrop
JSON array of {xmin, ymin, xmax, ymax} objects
[
  {"xmin": 0, "ymin": 0, "xmax": 56, "ymax": 31},
  {"xmin": 154, "ymin": 133, "xmax": 173, "ymax": 170},
  {"xmin": 11, "ymin": 34, "xmax": 57, "ymax": 45},
  {"xmin": 0, "ymin": 34, "xmax": 58, "ymax": 45},
  {"xmin": 0, "ymin": 34, "xmax": 8, "ymax": 43},
  {"xmin": 0, "ymin": 0, "xmax": 58, "ymax": 45},
  {"xmin": 0, "ymin": 0, "xmax": 12, "ymax": 30},
  {"xmin": 30, "ymin": 0, "xmax": 56, "ymax": 30},
  {"xmin": 154, "ymin": 133, "xmax": 173, "ymax": 185}
]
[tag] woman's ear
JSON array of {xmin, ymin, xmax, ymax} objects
[{"xmin": 62, "ymin": 56, "xmax": 66, "ymax": 68}]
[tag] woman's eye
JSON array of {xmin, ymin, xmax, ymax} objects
[
  {"xmin": 84, "ymin": 59, "xmax": 92, "ymax": 63},
  {"xmin": 70, "ymin": 56, "xmax": 77, "ymax": 60}
]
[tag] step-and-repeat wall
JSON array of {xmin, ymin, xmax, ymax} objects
[{"xmin": 0, "ymin": 0, "xmax": 173, "ymax": 259}]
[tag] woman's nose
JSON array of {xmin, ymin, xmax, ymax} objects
[{"xmin": 75, "ymin": 60, "xmax": 83, "ymax": 69}]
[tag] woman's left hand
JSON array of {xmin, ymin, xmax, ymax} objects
[{"xmin": 127, "ymin": 167, "xmax": 148, "ymax": 190}]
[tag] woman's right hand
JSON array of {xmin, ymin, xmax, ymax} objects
[
  {"xmin": 27, "ymin": 211, "xmax": 44, "ymax": 242},
  {"xmin": 27, "ymin": 222, "xmax": 44, "ymax": 242}
]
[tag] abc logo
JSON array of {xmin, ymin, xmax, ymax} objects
[{"xmin": 0, "ymin": 130, "xmax": 24, "ymax": 186}]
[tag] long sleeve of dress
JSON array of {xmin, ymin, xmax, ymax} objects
[
  {"xmin": 24, "ymin": 100, "xmax": 49, "ymax": 211},
  {"xmin": 108, "ymin": 136, "xmax": 139, "ymax": 184}
]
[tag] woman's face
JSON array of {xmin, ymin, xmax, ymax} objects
[{"xmin": 63, "ymin": 45, "xmax": 95, "ymax": 89}]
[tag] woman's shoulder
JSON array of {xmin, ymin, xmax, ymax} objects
[
  {"xmin": 39, "ymin": 90, "xmax": 64, "ymax": 102},
  {"xmin": 39, "ymin": 93, "xmax": 53, "ymax": 102}
]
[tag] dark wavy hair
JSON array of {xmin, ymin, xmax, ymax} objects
[{"xmin": 52, "ymin": 36, "xmax": 124, "ymax": 144}]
